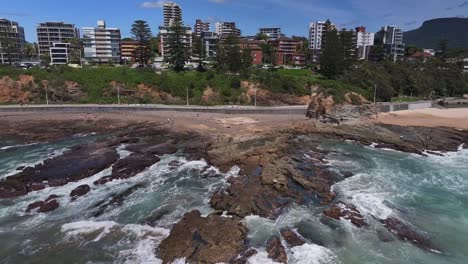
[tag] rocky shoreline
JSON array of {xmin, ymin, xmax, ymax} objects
[{"xmin": 1, "ymin": 119, "xmax": 467, "ymax": 263}]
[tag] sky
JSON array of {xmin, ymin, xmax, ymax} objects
[{"xmin": 1, "ymin": 0, "xmax": 467, "ymax": 42}]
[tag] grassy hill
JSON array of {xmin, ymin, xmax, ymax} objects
[{"xmin": 404, "ymin": 18, "xmax": 468, "ymax": 49}]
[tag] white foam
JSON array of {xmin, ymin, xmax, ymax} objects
[
  {"xmin": 248, "ymin": 250, "xmax": 282, "ymax": 264},
  {"xmin": 333, "ymin": 173, "xmax": 395, "ymax": 220},
  {"xmin": 289, "ymin": 244, "xmax": 338, "ymax": 264},
  {"xmin": 117, "ymin": 144, "xmax": 132, "ymax": 159},
  {"xmin": 61, "ymin": 220, "xmax": 118, "ymax": 242},
  {"xmin": 170, "ymin": 258, "xmax": 187, "ymax": 264},
  {"xmin": 0, "ymin": 143, "xmax": 37, "ymax": 151},
  {"xmin": 61, "ymin": 220, "xmax": 169, "ymax": 242}
]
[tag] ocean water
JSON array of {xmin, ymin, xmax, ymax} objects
[{"xmin": 0, "ymin": 136, "xmax": 467, "ymax": 264}]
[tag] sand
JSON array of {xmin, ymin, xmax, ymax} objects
[{"xmin": 377, "ymin": 108, "xmax": 468, "ymax": 130}]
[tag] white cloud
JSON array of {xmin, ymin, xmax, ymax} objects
[{"xmin": 140, "ymin": 1, "xmax": 165, "ymax": 8}]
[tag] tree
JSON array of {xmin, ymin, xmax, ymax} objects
[
  {"xmin": 224, "ymin": 35, "xmax": 242, "ymax": 72},
  {"xmin": 405, "ymin": 45, "xmax": 421, "ymax": 57},
  {"xmin": 165, "ymin": 19, "xmax": 191, "ymax": 71},
  {"xmin": 64, "ymin": 38, "xmax": 83, "ymax": 64},
  {"xmin": 437, "ymin": 39, "xmax": 448, "ymax": 58},
  {"xmin": 131, "ymin": 20, "xmax": 152, "ymax": 67},
  {"xmin": 192, "ymin": 35, "xmax": 205, "ymax": 71},
  {"xmin": 255, "ymin": 33, "xmax": 268, "ymax": 41},
  {"xmin": 320, "ymin": 24, "xmax": 344, "ymax": 79},
  {"xmin": 21, "ymin": 43, "xmax": 37, "ymax": 60},
  {"xmin": 340, "ymin": 29, "xmax": 357, "ymax": 68},
  {"xmin": 240, "ymin": 46, "xmax": 253, "ymax": 77},
  {"xmin": 259, "ymin": 42, "xmax": 277, "ymax": 66}
]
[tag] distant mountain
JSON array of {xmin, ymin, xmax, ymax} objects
[{"xmin": 404, "ymin": 18, "xmax": 468, "ymax": 49}]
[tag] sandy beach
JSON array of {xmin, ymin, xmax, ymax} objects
[{"xmin": 376, "ymin": 108, "xmax": 468, "ymax": 130}]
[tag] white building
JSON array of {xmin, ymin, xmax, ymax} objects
[
  {"xmin": 49, "ymin": 42, "xmax": 70, "ymax": 65},
  {"xmin": 462, "ymin": 58, "xmax": 468, "ymax": 73},
  {"xmin": 378, "ymin": 25, "xmax": 405, "ymax": 61},
  {"xmin": 308, "ymin": 21, "xmax": 335, "ymax": 62},
  {"xmin": 164, "ymin": 2, "xmax": 182, "ymax": 26},
  {"xmin": 82, "ymin": 20, "xmax": 121, "ymax": 64},
  {"xmin": 259, "ymin": 27, "xmax": 283, "ymax": 40},
  {"xmin": 215, "ymin": 22, "xmax": 241, "ymax": 38},
  {"xmin": 356, "ymin": 27, "xmax": 375, "ymax": 60}
]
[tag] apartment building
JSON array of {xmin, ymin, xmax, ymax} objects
[
  {"xmin": 195, "ymin": 19, "xmax": 210, "ymax": 37},
  {"xmin": 201, "ymin": 31, "xmax": 218, "ymax": 58},
  {"xmin": 215, "ymin": 22, "xmax": 241, "ymax": 38},
  {"xmin": 259, "ymin": 27, "xmax": 283, "ymax": 40},
  {"xmin": 272, "ymin": 38, "xmax": 305, "ymax": 65},
  {"xmin": 50, "ymin": 42, "xmax": 70, "ymax": 65},
  {"xmin": 164, "ymin": 2, "xmax": 182, "ymax": 26},
  {"xmin": 37, "ymin": 22, "xmax": 79, "ymax": 57},
  {"xmin": 308, "ymin": 21, "xmax": 328, "ymax": 62},
  {"xmin": 121, "ymin": 40, "xmax": 140, "ymax": 62},
  {"xmin": 0, "ymin": 18, "xmax": 25, "ymax": 64},
  {"xmin": 240, "ymin": 39, "xmax": 264, "ymax": 65},
  {"xmin": 355, "ymin": 26, "xmax": 375, "ymax": 60},
  {"xmin": 462, "ymin": 58, "xmax": 468, "ymax": 73},
  {"xmin": 82, "ymin": 21, "xmax": 121, "ymax": 64},
  {"xmin": 378, "ymin": 25, "xmax": 405, "ymax": 61},
  {"xmin": 159, "ymin": 25, "xmax": 192, "ymax": 58}
]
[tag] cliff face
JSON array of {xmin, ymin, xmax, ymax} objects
[{"xmin": 404, "ymin": 18, "xmax": 468, "ymax": 49}]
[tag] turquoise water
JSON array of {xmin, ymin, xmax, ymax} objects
[{"xmin": 0, "ymin": 137, "xmax": 467, "ymax": 264}]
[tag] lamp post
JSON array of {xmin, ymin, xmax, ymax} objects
[
  {"xmin": 45, "ymin": 84, "xmax": 49, "ymax": 105},
  {"xmin": 254, "ymin": 87, "xmax": 257, "ymax": 107}
]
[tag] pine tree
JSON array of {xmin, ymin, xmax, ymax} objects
[
  {"xmin": 320, "ymin": 25, "xmax": 344, "ymax": 79},
  {"xmin": 131, "ymin": 20, "xmax": 152, "ymax": 67},
  {"xmin": 165, "ymin": 20, "xmax": 190, "ymax": 72},
  {"xmin": 192, "ymin": 35, "xmax": 205, "ymax": 71}
]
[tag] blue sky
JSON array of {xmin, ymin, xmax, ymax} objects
[{"xmin": 1, "ymin": 0, "xmax": 467, "ymax": 42}]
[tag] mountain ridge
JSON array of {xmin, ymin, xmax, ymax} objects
[{"xmin": 404, "ymin": 17, "xmax": 468, "ymax": 49}]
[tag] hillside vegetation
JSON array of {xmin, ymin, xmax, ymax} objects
[
  {"xmin": 404, "ymin": 18, "xmax": 468, "ymax": 49},
  {"xmin": 0, "ymin": 66, "xmax": 369, "ymax": 105}
]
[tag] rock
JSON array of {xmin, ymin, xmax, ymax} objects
[
  {"xmin": 70, "ymin": 185, "xmax": 91, "ymax": 199},
  {"xmin": 30, "ymin": 183, "xmax": 46, "ymax": 191},
  {"xmin": 231, "ymin": 248, "xmax": 258, "ymax": 264},
  {"xmin": 126, "ymin": 141, "xmax": 178, "ymax": 156},
  {"xmin": 0, "ymin": 182, "xmax": 28, "ymax": 199},
  {"xmin": 380, "ymin": 217, "xmax": 440, "ymax": 253},
  {"xmin": 16, "ymin": 166, "xmax": 25, "ymax": 171},
  {"xmin": 323, "ymin": 202, "xmax": 367, "ymax": 227},
  {"xmin": 38, "ymin": 199, "xmax": 59, "ymax": 213},
  {"xmin": 48, "ymin": 178, "xmax": 68, "ymax": 187},
  {"xmin": 0, "ymin": 141, "xmax": 119, "ymax": 199},
  {"xmin": 92, "ymin": 183, "xmax": 145, "ymax": 217},
  {"xmin": 93, "ymin": 176, "xmax": 113, "ymax": 185},
  {"xmin": 157, "ymin": 210, "xmax": 248, "ymax": 264},
  {"xmin": 26, "ymin": 201, "xmax": 44, "ymax": 212},
  {"xmin": 266, "ymin": 236, "xmax": 288, "ymax": 264},
  {"xmin": 341, "ymin": 171, "xmax": 354, "ymax": 178},
  {"xmin": 111, "ymin": 153, "xmax": 160, "ymax": 180},
  {"xmin": 281, "ymin": 229, "xmax": 306, "ymax": 247}
]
